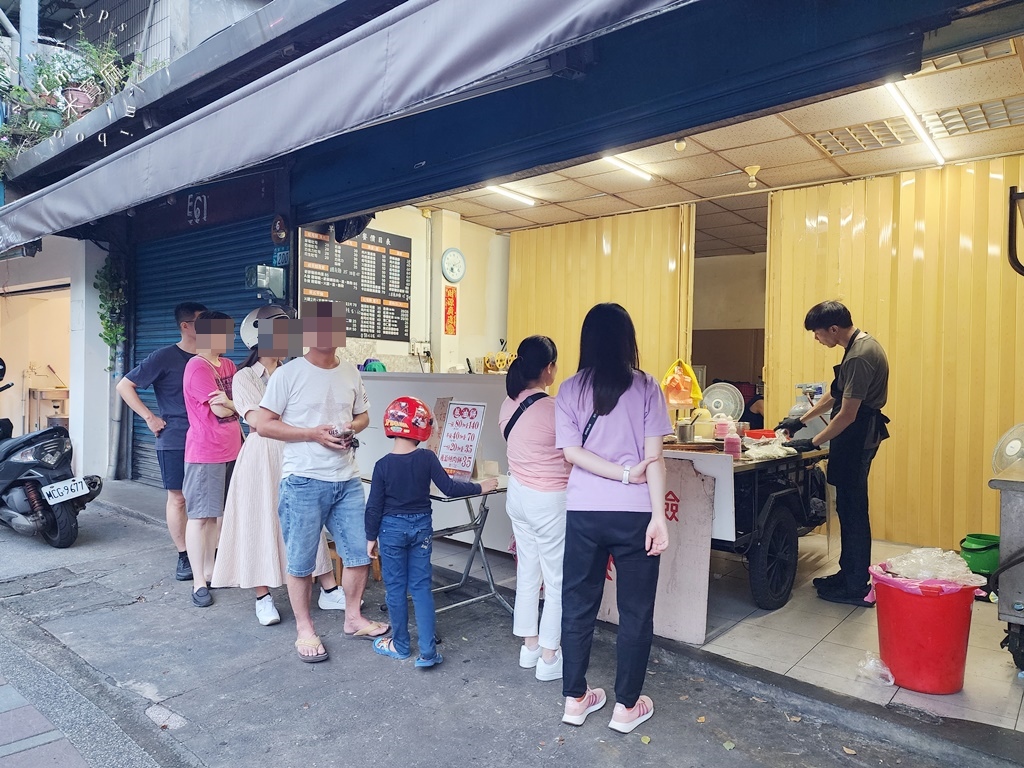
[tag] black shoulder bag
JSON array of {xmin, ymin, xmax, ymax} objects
[{"xmin": 502, "ymin": 393, "xmax": 549, "ymax": 441}]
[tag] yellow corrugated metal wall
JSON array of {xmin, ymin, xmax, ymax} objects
[
  {"xmin": 766, "ymin": 157, "xmax": 1024, "ymax": 549},
  {"xmin": 508, "ymin": 206, "xmax": 694, "ymax": 393}
]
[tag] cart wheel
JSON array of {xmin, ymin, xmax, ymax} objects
[
  {"xmin": 748, "ymin": 502, "xmax": 799, "ymax": 610},
  {"xmin": 1001, "ymin": 624, "xmax": 1024, "ymax": 670}
]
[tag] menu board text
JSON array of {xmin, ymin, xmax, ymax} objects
[{"xmin": 299, "ymin": 226, "xmax": 412, "ymax": 341}]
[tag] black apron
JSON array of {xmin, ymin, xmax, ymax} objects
[{"xmin": 825, "ymin": 329, "xmax": 890, "ymax": 486}]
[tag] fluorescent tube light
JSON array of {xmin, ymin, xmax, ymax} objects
[
  {"xmin": 485, "ymin": 185, "xmax": 536, "ymax": 206},
  {"xmin": 885, "ymin": 82, "xmax": 944, "ymax": 166},
  {"xmin": 603, "ymin": 156, "xmax": 652, "ymax": 180},
  {"xmin": 0, "ymin": 241, "xmax": 41, "ymax": 261}
]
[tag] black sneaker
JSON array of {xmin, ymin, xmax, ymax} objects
[
  {"xmin": 191, "ymin": 587, "xmax": 213, "ymax": 608},
  {"xmin": 816, "ymin": 580, "xmax": 873, "ymax": 608},
  {"xmin": 176, "ymin": 554, "xmax": 194, "ymax": 581},
  {"xmin": 812, "ymin": 571, "xmax": 843, "ymax": 590}
]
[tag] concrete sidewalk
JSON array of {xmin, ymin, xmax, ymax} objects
[{"xmin": 0, "ymin": 484, "xmax": 1022, "ymax": 767}]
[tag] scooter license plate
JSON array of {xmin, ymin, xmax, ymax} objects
[{"xmin": 41, "ymin": 477, "xmax": 89, "ymax": 505}]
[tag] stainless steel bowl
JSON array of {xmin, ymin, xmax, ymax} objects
[{"xmin": 676, "ymin": 422, "xmax": 695, "ymax": 443}]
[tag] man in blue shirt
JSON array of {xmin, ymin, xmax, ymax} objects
[{"xmin": 117, "ymin": 301, "xmax": 207, "ymax": 580}]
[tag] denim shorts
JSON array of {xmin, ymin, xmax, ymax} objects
[{"xmin": 278, "ymin": 475, "xmax": 370, "ymax": 577}]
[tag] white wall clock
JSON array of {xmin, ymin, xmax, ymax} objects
[{"xmin": 441, "ymin": 247, "xmax": 467, "ymax": 283}]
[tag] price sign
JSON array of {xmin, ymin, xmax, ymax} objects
[
  {"xmin": 436, "ymin": 401, "xmax": 486, "ymax": 481},
  {"xmin": 298, "ymin": 226, "xmax": 412, "ymax": 341}
]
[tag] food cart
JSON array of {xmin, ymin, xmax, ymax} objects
[{"xmin": 665, "ymin": 445, "xmax": 829, "ymax": 610}]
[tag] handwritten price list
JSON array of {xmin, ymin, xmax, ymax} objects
[
  {"xmin": 299, "ymin": 226, "xmax": 412, "ymax": 341},
  {"xmin": 436, "ymin": 402, "xmax": 487, "ymax": 481}
]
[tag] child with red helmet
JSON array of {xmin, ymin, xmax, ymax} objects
[{"xmin": 366, "ymin": 396, "xmax": 499, "ymax": 667}]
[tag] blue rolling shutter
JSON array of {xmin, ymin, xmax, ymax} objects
[{"xmin": 130, "ymin": 216, "xmax": 277, "ymax": 486}]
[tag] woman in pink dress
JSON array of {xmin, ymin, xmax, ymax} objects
[{"xmin": 211, "ymin": 306, "xmax": 336, "ymax": 625}]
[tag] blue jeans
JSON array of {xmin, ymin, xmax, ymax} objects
[
  {"xmin": 278, "ymin": 476, "xmax": 369, "ymax": 577},
  {"xmin": 379, "ymin": 512, "xmax": 436, "ymax": 659}
]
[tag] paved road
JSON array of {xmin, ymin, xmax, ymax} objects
[{"xmin": 0, "ymin": 498, "xmax": 1020, "ymax": 768}]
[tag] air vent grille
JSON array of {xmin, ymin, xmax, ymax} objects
[
  {"xmin": 922, "ymin": 96, "xmax": 1024, "ymax": 139},
  {"xmin": 810, "ymin": 118, "xmax": 918, "ymax": 156},
  {"xmin": 917, "ymin": 39, "xmax": 1016, "ymax": 74}
]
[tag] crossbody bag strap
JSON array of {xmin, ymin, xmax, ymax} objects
[
  {"xmin": 502, "ymin": 392, "xmax": 549, "ymax": 441},
  {"xmin": 581, "ymin": 412, "xmax": 599, "ymax": 446}
]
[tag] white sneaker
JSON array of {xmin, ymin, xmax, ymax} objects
[
  {"xmin": 535, "ymin": 651, "xmax": 563, "ymax": 681},
  {"xmin": 255, "ymin": 595, "xmax": 280, "ymax": 626},
  {"xmin": 318, "ymin": 587, "xmax": 347, "ymax": 611},
  {"xmin": 519, "ymin": 644, "xmax": 543, "ymax": 669}
]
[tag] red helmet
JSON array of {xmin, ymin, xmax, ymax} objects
[{"xmin": 383, "ymin": 396, "xmax": 433, "ymax": 442}]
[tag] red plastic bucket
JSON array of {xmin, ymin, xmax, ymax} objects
[{"xmin": 873, "ymin": 572, "xmax": 974, "ymax": 694}]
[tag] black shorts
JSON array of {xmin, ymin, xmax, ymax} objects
[{"xmin": 157, "ymin": 449, "xmax": 186, "ymax": 491}]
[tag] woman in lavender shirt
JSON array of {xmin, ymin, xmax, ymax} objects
[{"xmin": 554, "ymin": 303, "xmax": 671, "ymax": 734}]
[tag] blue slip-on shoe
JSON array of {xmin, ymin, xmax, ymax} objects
[
  {"xmin": 415, "ymin": 652, "xmax": 443, "ymax": 668},
  {"xmin": 191, "ymin": 587, "xmax": 213, "ymax": 608},
  {"xmin": 373, "ymin": 637, "xmax": 410, "ymax": 660}
]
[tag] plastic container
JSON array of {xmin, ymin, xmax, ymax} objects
[
  {"xmin": 870, "ymin": 564, "xmax": 975, "ymax": 694},
  {"xmin": 959, "ymin": 533, "xmax": 1000, "ymax": 575},
  {"xmin": 724, "ymin": 425, "xmax": 741, "ymax": 458},
  {"xmin": 745, "ymin": 429, "xmax": 776, "ymax": 440},
  {"xmin": 713, "ymin": 415, "xmax": 732, "ymax": 439}
]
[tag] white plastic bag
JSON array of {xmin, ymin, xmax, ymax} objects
[
  {"xmin": 885, "ymin": 548, "xmax": 987, "ymax": 587},
  {"xmin": 857, "ymin": 651, "xmax": 895, "ymax": 686}
]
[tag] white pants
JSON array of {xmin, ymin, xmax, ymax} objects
[{"xmin": 505, "ymin": 474, "xmax": 567, "ymax": 651}]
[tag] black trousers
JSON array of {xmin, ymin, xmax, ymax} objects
[
  {"xmin": 561, "ymin": 510, "xmax": 660, "ymax": 708},
  {"xmin": 834, "ymin": 447, "xmax": 878, "ymax": 594}
]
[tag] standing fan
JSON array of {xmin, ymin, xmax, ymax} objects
[
  {"xmin": 701, "ymin": 382, "xmax": 745, "ymax": 420},
  {"xmin": 993, "ymin": 424, "xmax": 1024, "ymax": 473}
]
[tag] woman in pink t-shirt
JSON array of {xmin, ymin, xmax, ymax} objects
[
  {"xmin": 182, "ymin": 311, "xmax": 243, "ymax": 608},
  {"xmin": 499, "ymin": 336, "xmax": 571, "ymax": 683},
  {"xmin": 554, "ymin": 303, "xmax": 671, "ymax": 734}
]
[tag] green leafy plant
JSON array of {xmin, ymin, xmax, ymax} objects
[
  {"xmin": 74, "ymin": 33, "xmax": 128, "ymax": 96},
  {"xmin": 94, "ymin": 252, "xmax": 128, "ymax": 367},
  {"xmin": 0, "ymin": 124, "xmax": 19, "ymax": 165}
]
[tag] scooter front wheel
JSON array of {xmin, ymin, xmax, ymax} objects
[{"xmin": 40, "ymin": 501, "xmax": 78, "ymax": 548}]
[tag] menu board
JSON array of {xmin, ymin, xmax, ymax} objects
[
  {"xmin": 299, "ymin": 226, "xmax": 412, "ymax": 341},
  {"xmin": 436, "ymin": 401, "xmax": 486, "ymax": 481}
]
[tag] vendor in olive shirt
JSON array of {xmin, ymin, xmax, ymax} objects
[{"xmin": 777, "ymin": 301, "xmax": 889, "ymax": 607}]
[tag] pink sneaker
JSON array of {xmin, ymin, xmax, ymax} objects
[
  {"xmin": 562, "ymin": 687, "xmax": 607, "ymax": 726},
  {"xmin": 608, "ymin": 695, "xmax": 654, "ymax": 733}
]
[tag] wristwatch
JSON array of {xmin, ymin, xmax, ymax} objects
[{"xmin": 622, "ymin": 466, "xmax": 631, "ymax": 485}]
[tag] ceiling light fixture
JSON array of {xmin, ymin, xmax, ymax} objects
[
  {"xmin": 673, "ymin": 138, "xmax": 687, "ymax": 152},
  {"xmin": 884, "ymin": 82, "xmax": 945, "ymax": 166},
  {"xmin": 744, "ymin": 165, "xmax": 761, "ymax": 189},
  {"xmin": 485, "ymin": 185, "xmax": 536, "ymax": 206},
  {"xmin": 604, "ymin": 156, "xmax": 652, "ymax": 181},
  {"xmin": 0, "ymin": 240, "xmax": 41, "ymax": 262}
]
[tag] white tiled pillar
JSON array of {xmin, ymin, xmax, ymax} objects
[{"xmin": 69, "ymin": 241, "xmax": 111, "ymax": 477}]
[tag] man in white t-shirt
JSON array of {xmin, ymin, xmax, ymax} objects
[{"xmin": 260, "ymin": 303, "xmax": 389, "ymax": 662}]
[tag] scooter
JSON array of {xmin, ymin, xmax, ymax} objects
[{"xmin": 0, "ymin": 357, "xmax": 102, "ymax": 548}]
